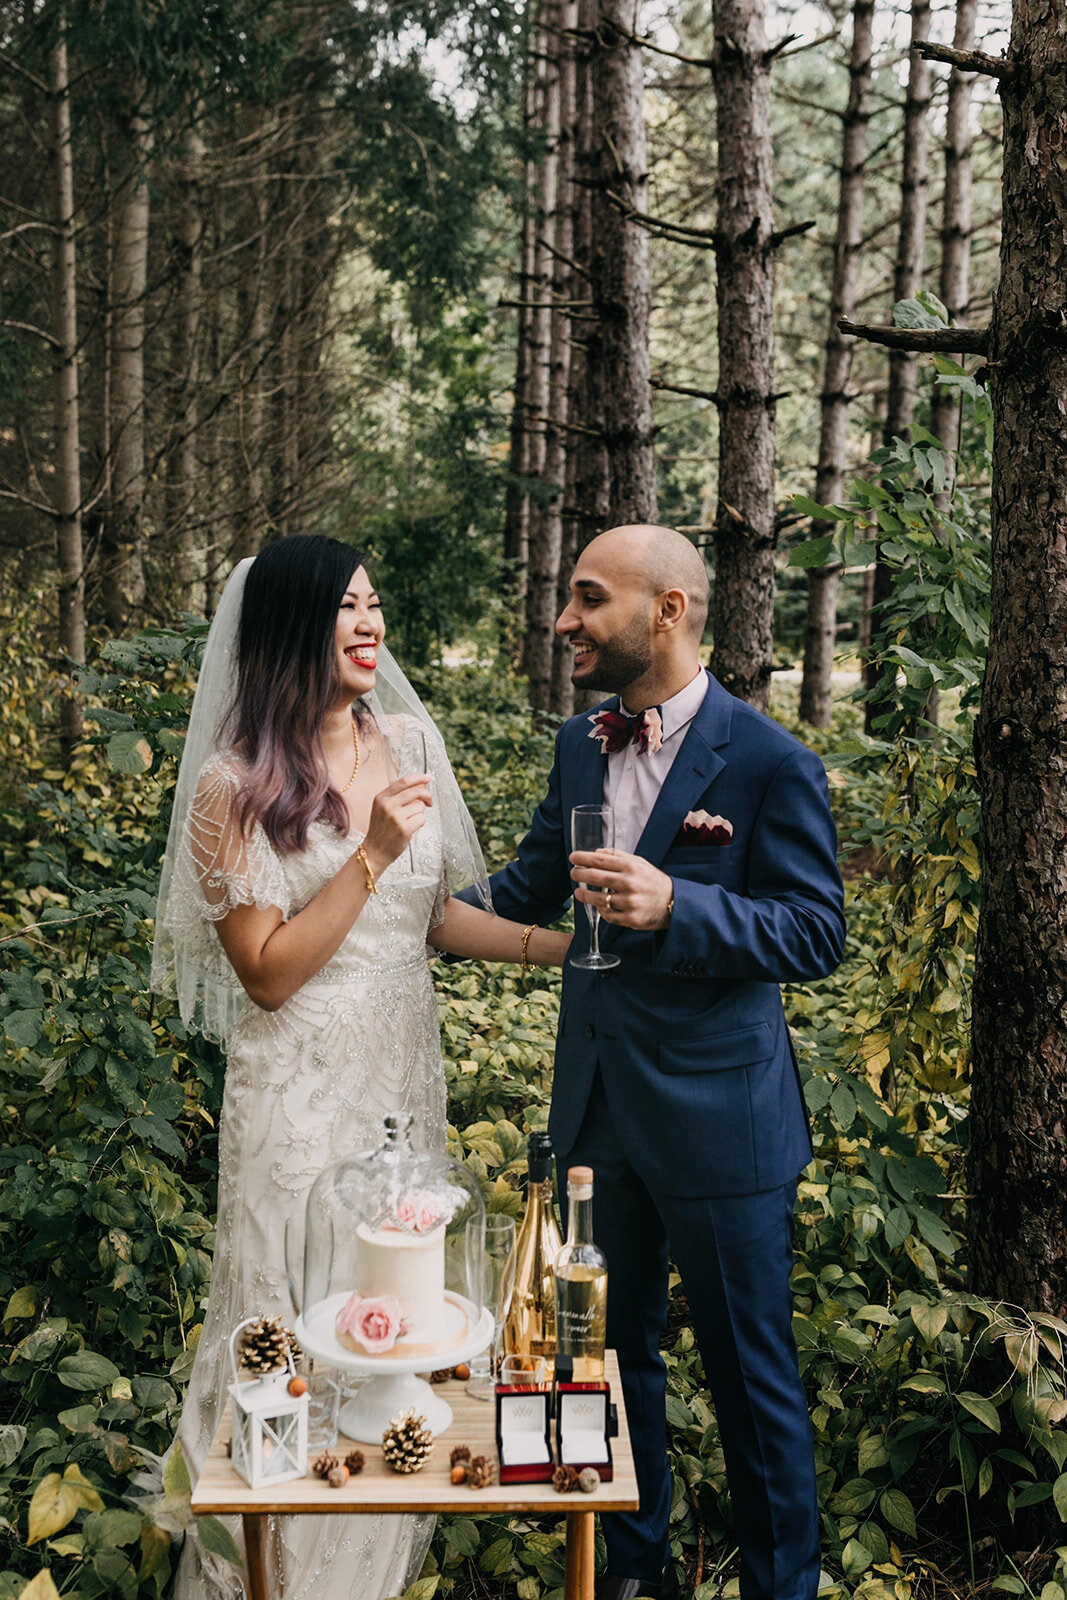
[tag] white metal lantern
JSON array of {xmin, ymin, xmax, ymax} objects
[{"xmin": 227, "ymin": 1319, "xmax": 309, "ymax": 1488}]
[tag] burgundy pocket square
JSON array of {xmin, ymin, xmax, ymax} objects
[{"xmin": 676, "ymin": 809, "xmax": 734, "ymax": 846}]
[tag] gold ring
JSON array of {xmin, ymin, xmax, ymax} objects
[{"xmin": 604, "ymin": 888, "xmax": 613, "ymax": 913}]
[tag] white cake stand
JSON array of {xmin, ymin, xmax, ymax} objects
[{"xmin": 296, "ymin": 1290, "xmax": 493, "ymax": 1442}]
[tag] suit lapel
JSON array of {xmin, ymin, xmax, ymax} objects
[{"xmin": 634, "ymin": 672, "xmax": 732, "ymax": 867}]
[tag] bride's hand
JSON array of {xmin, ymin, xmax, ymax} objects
[{"xmin": 363, "ymin": 775, "xmax": 432, "ymax": 872}]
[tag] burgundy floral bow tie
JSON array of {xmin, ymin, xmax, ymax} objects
[{"xmin": 587, "ymin": 704, "xmax": 664, "ymax": 756}]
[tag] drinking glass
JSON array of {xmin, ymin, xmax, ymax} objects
[
  {"xmin": 466, "ymin": 1213, "xmax": 518, "ymax": 1400},
  {"xmin": 569, "ymin": 804, "xmax": 620, "ymax": 970},
  {"xmin": 386, "ymin": 718, "xmax": 430, "ymax": 877},
  {"xmin": 284, "ymin": 1213, "xmax": 341, "ymax": 1447},
  {"xmin": 499, "ymin": 1354, "xmax": 547, "ymax": 1389}
]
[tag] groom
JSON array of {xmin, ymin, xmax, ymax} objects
[{"xmin": 479, "ymin": 524, "xmax": 845, "ymax": 1600}]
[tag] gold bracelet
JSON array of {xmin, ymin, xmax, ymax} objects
[
  {"xmin": 520, "ymin": 924, "xmax": 536, "ymax": 972},
  {"xmin": 356, "ymin": 845, "xmax": 378, "ymax": 895}
]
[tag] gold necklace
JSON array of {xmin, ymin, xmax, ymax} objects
[{"xmin": 339, "ymin": 715, "xmax": 361, "ymax": 793}]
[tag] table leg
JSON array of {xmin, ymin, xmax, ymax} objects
[
  {"xmin": 564, "ymin": 1509, "xmax": 596, "ymax": 1600},
  {"xmin": 242, "ymin": 1512, "xmax": 271, "ymax": 1600}
]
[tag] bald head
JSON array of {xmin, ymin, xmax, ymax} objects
[{"xmin": 586, "ymin": 524, "xmax": 710, "ymax": 638}]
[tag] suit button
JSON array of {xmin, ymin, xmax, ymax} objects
[{"xmin": 583, "ymin": 1024, "xmax": 595, "ymax": 1040}]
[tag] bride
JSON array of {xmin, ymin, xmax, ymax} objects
[{"xmin": 151, "ymin": 535, "xmax": 570, "ymax": 1600}]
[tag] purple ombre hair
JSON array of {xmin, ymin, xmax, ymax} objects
[{"xmin": 227, "ymin": 535, "xmax": 369, "ymax": 854}]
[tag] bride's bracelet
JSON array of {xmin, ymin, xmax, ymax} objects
[
  {"xmin": 520, "ymin": 924, "xmax": 537, "ymax": 973},
  {"xmin": 356, "ymin": 845, "xmax": 378, "ymax": 895}
]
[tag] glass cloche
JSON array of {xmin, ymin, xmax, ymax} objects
[{"xmin": 293, "ymin": 1113, "xmax": 492, "ymax": 1439}]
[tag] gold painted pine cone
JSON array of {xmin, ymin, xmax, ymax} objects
[
  {"xmin": 239, "ymin": 1316, "xmax": 297, "ymax": 1374},
  {"xmin": 382, "ymin": 1409, "xmax": 433, "ymax": 1474}
]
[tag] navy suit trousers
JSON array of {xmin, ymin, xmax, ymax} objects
[{"xmin": 561, "ymin": 1072, "xmax": 820, "ymax": 1600}]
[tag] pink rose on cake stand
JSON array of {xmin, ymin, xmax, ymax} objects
[
  {"xmin": 396, "ymin": 1190, "xmax": 444, "ymax": 1234},
  {"xmin": 336, "ymin": 1293, "xmax": 407, "ymax": 1354}
]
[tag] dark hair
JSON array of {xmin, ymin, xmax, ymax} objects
[{"xmin": 228, "ymin": 535, "xmax": 368, "ymax": 854}]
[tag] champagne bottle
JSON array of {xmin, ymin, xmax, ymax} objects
[
  {"xmin": 503, "ymin": 1132, "xmax": 564, "ymax": 1377},
  {"xmin": 553, "ymin": 1165, "xmax": 608, "ymax": 1381}
]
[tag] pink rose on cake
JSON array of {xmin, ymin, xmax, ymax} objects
[
  {"xmin": 335, "ymin": 1292, "xmax": 408, "ymax": 1354},
  {"xmin": 396, "ymin": 1190, "xmax": 444, "ymax": 1234}
]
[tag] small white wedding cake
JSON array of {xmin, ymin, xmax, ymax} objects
[{"xmin": 334, "ymin": 1189, "xmax": 465, "ymax": 1358}]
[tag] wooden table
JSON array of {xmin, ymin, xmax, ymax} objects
[{"xmin": 192, "ymin": 1350, "xmax": 639, "ymax": 1600}]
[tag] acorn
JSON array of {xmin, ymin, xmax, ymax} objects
[
  {"xmin": 578, "ymin": 1468, "xmax": 601, "ymax": 1493},
  {"xmin": 450, "ymin": 1463, "xmax": 468, "ymax": 1484},
  {"xmin": 453, "ymin": 1362, "xmax": 471, "ymax": 1381},
  {"xmin": 287, "ymin": 1376, "xmax": 308, "ymax": 1397},
  {"xmin": 327, "ymin": 1464, "xmax": 349, "ymax": 1488}
]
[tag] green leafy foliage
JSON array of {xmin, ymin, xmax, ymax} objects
[{"xmin": 2, "ymin": 617, "xmax": 1066, "ymax": 1599}]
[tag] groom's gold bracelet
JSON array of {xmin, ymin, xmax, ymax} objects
[{"xmin": 520, "ymin": 924, "xmax": 536, "ymax": 972}]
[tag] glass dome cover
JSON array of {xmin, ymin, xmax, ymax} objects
[{"xmin": 298, "ymin": 1113, "xmax": 487, "ymax": 1370}]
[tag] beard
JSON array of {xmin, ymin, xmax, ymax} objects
[{"xmin": 574, "ymin": 609, "xmax": 653, "ymax": 692}]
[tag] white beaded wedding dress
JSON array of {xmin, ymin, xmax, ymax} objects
[{"xmin": 166, "ymin": 718, "xmax": 448, "ymax": 1600}]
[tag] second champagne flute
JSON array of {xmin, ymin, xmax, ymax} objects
[
  {"xmin": 466, "ymin": 1213, "xmax": 517, "ymax": 1400},
  {"xmin": 569, "ymin": 804, "xmax": 620, "ymax": 970},
  {"xmin": 386, "ymin": 718, "xmax": 430, "ymax": 877}
]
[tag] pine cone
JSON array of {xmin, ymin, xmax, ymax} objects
[
  {"xmin": 312, "ymin": 1452, "xmax": 338, "ymax": 1478},
  {"xmin": 428, "ymin": 1369, "xmax": 452, "ymax": 1384},
  {"xmin": 239, "ymin": 1316, "xmax": 293, "ymax": 1375},
  {"xmin": 467, "ymin": 1454, "xmax": 494, "ymax": 1489},
  {"xmin": 344, "ymin": 1450, "xmax": 365, "ymax": 1475},
  {"xmin": 552, "ymin": 1464, "xmax": 580, "ymax": 1493},
  {"xmin": 449, "ymin": 1444, "xmax": 472, "ymax": 1468},
  {"xmin": 381, "ymin": 1409, "xmax": 434, "ymax": 1474}
]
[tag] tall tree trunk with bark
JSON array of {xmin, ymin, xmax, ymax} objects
[
  {"xmin": 171, "ymin": 114, "xmax": 204, "ymax": 608},
  {"xmin": 863, "ymin": 0, "xmax": 931, "ymax": 732},
  {"xmin": 586, "ymin": 0, "xmax": 655, "ymax": 526},
  {"xmin": 104, "ymin": 86, "xmax": 152, "ymax": 628},
  {"xmin": 503, "ymin": 20, "xmax": 542, "ymax": 639},
  {"xmin": 524, "ymin": 0, "xmax": 566, "ymax": 708},
  {"xmin": 930, "ymin": 0, "xmax": 977, "ymax": 461},
  {"xmin": 48, "ymin": 12, "xmax": 84, "ymax": 754},
  {"xmin": 570, "ymin": 0, "xmax": 611, "ymax": 551},
  {"xmin": 709, "ymin": 0, "xmax": 776, "ymax": 710},
  {"xmin": 799, "ymin": 0, "xmax": 874, "ymax": 728},
  {"xmin": 969, "ymin": 17, "xmax": 1067, "ymax": 1315}
]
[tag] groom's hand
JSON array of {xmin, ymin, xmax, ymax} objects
[{"xmin": 570, "ymin": 849, "xmax": 674, "ymax": 931}]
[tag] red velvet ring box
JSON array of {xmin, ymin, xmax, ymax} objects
[
  {"xmin": 495, "ymin": 1384, "xmax": 554, "ymax": 1484},
  {"xmin": 554, "ymin": 1381, "xmax": 615, "ymax": 1482}
]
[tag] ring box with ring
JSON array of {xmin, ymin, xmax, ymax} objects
[
  {"xmin": 494, "ymin": 1383, "xmax": 554, "ymax": 1484},
  {"xmin": 554, "ymin": 1381, "xmax": 617, "ymax": 1482}
]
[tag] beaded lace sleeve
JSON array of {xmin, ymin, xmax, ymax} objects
[{"xmin": 152, "ymin": 757, "xmax": 291, "ymax": 1041}]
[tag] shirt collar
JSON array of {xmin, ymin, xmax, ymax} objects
[{"xmin": 622, "ymin": 668, "xmax": 707, "ymax": 742}]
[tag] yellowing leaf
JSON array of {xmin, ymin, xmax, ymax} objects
[
  {"xmin": 17, "ymin": 1573, "xmax": 63, "ymax": 1600},
  {"xmin": 27, "ymin": 1473, "xmax": 80, "ymax": 1545}
]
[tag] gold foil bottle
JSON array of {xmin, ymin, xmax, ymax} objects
[
  {"xmin": 502, "ymin": 1132, "xmax": 564, "ymax": 1378},
  {"xmin": 553, "ymin": 1165, "xmax": 608, "ymax": 1381}
]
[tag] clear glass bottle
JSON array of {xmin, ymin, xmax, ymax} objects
[
  {"xmin": 503, "ymin": 1132, "xmax": 564, "ymax": 1379},
  {"xmin": 553, "ymin": 1165, "xmax": 608, "ymax": 1381}
]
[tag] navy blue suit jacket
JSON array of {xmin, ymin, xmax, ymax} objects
[{"xmin": 481, "ymin": 671, "xmax": 846, "ymax": 1198}]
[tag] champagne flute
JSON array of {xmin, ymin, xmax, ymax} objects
[
  {"xmin": 467, "ymin": 1213, "xmax": 518, "ymax": 1400},
  {"xmin": 569, "ymin": 804, "xmax": 621, "ymax": 970},
  {"xmin": 386, "ymin": 717, "xmax": 430, "ymax": 876},
  {"xmin": 283, "ymin": 1212, "xmax": 341, "ymax": 1446}
]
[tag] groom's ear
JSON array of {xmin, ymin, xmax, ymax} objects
[{"xmin": 655, "ymin": 587, "xmax": 689, "ymax": 632}]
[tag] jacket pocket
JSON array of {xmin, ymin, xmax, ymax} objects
[{"xmin": 657, "ymin": 1020, "xmax": 775, "ymax": 1075}]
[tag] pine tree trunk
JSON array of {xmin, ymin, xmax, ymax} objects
[
  {"xmin": 863, "ymin": 0, "xmax": 931, "ymax": 732},
  {"xmin": 930, "ymin": 0, "xmax": 977, "ymax": 460},
  {"xmin": 48, "ymin": 12, "xmax": 84, "ymax": 755},
  {"xmin": 709, "ymin": 0, "xmax": 776, "ymax": 710},
  {"xmin": 504, "ymin": 9, "xmax": 543, "ymax": 636},
  {"xmin": 799, "ymin": 0, "xmax": 874, "ymax": 729},
  {"xmin": 172, "ymin": 114, "xmax": 204, "ymax": 609},
  {"xmin": 233, "ymin": 115, "xmax": 273, "ymax": 563},
  {"xmin": 587, "ymin": 0, "xmax": 655, "ymax": 526},
  {"xmin": 105, "ymin": 85, "xmax": 152, "ymax": 628},
  {"xmin": 969, "ymin": 17, "xmax": 1067, "ymax": 1315},
  {"xmin": 524, "ymin": 1, "xmax": 566, "ymax": 707},
  {"xmin": 571, "ymin": 0, "xmax": 611, "ymax": 553}
]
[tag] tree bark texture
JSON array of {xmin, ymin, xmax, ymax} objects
[
  {"xmin": 930, "ymin": 0, "xmax": 977, "ymax": 460},
  {"xmin": 48, "ymin": 13, "xmax": 84, "ymax": 753},
  {"xmin": 969, "ymin": 12, "xmax": 1067, "ymax": 1316},
  {"xmin": 524, "ymin": 0, "xmax": 568, "ymax": 709},
  {"xmin": 799, "ymin": 0, "xmax": 874, "ymax": 728},
  {"xmin": 709, "ymin": 0, "xmax": 776, "ymax": 710},
  {"xmin": 864, "ymin": 0, "xmax": 931, "ymax": 733},
  {"xmin": 571, "ymin": 0, "xmax": 611, "ymax": 551},
  {"xmin": 587, "ymin": 0, "xmax": 656, "ymax": 526},
  {"xmin": 171, "ymin": 113, "xmax": 204, "ymax": 608},
  {"xmin": 105, "ymin": 85, "xmax": 152, "ymax": 628}
]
